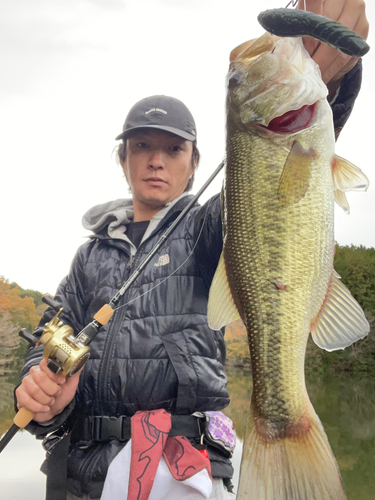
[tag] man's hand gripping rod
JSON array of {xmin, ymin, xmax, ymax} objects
[
  {"xmin": 0, "ymin": 293, "xmax": 114, "ymax": 453},
  {"xmin": 0, "ymin": 159, "xmax": 224, "ymax": 453}
]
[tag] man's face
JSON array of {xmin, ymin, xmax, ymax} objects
[{"xmin": 122, "ymin": 129, "xmax": 194, "ymax": 218}]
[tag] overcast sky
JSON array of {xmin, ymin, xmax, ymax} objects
[{"xmin": 1, "ymin": 0, "xmax": 374, "ymax": 294}]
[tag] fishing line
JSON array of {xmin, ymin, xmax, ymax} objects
[
  {"xmin": 110, "ymin": 197, "xmax": 214, "ymax": 314},
  {"xmin": 284, "ymin": 0, "xmax": 300, "ymax": 9}
]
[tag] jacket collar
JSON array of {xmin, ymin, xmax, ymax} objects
[{"xmin": 82, "ymin": 193, "xmax": 195, "ymax": 251}]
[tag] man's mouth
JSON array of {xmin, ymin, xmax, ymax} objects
[
  {"xmin": 265, "ymin": 103, "xmax": 317, "ymax": 134},
  {"xmin": 144, "ymin": 178, "xmax": 167, "ymax": 184}
]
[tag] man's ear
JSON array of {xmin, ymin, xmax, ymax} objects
[
  {"xmin": 189, "ymin": 161, "xmax": 197, "ymax": 179},
  {"xmin": 192, "ymin": 152, "xmax": 198, "ymax": 172},
  {"xmin": 121, "ymin": 162, "xmax": 130, "ymax": 185}
]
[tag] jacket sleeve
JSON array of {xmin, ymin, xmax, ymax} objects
[
  {"xmin": 331, "ymin": 59, "xmax": 362, "ymax": 139},
  {"xmin": 16, "ymin": 241, "xmax": 94, "ymax": 438},
  {"xmin": 192, "ymin": 193, "xmax": 223, "ymax": 290}
]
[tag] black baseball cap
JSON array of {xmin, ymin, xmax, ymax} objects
[{"xmin": 115, "ymin": 95, "xmax": 197, "ymax": 142}]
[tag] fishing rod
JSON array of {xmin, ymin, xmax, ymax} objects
[{"xmin": 0, "ymin": 159, "xmax": 225, "ymax": 454}]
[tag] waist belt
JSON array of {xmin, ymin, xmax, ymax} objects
[{"xmin": 71, "ymin": 414, "xmax": 203, "ymax": 444}]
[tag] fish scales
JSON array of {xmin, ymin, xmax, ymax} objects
[
  {"xmin": 225, "ymin": 123, "xmax": 334, "ymax": 427},
  {"xmin": 208, "ymin": 27, "xmax": 369, "ymax": 500}
]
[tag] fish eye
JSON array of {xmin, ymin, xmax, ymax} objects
[{"xmin": 228, "ymin": 72, "xmax": 241, "ymax": 88}]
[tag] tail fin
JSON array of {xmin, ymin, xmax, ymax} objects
[{"xmin": 237, "ymin": 406, "xmax": 346, "ymax": 500}]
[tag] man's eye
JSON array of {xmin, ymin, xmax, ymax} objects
[
  {"xmin": 171, "ymin": 145, "xmax": 182, "ymax": 152},
  {"xmin": 137, "ymin": 142, "xmax": 149, "ymax": 148}
]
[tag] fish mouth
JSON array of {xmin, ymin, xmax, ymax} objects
[{"xmin": 263, "ymin": 103, "xmax": 317, "ymax": 135}]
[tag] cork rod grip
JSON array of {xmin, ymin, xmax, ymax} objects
[
  {"xmin": 93, "ymin": 304, "xmax": 114, "ymax": 325},
  {"xmin": 13, "ymin": 407, "xmax": 34, "ymax": 428}
]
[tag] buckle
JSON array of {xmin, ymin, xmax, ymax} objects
[
  {"xmin": 92, "ymin": 416, "xmax": 129, "ymax": 441},
  {"xmin": 42, "ymin": 427, "xmax": 70, "ymax": 457}
]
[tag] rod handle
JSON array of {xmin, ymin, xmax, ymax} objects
[{"xmin": 13, "ymin": 407, "xmax": 34, "ymax": 428}]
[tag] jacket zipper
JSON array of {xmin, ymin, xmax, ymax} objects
[
  {"xmin": 81, "ymin": 252, "xmax": 135, "ymax": 484},
  {"xmin": 96, "ymin": 227, "xmax": 166, "ymax": 411},
  {"xmin": 96, "ymin": 257, "xmax": 134, "ymax": 411},
  {"xmin": 82, "ymin": 213, "xmax": 183, "ymax": 483}
]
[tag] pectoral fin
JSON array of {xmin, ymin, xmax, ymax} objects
[
  {"xmin": 278, "ymin": 142, "xmax": 315, "ymax": 208},
  {"xmin": 310, "ymin": 270, "xmax": 369, "ymax": 351},
  {"xmin": 334, "ymin": 189, "xmax": 350, "ymax": 214},
  {"xmin": 332, "ymin": 155, "xmax": 369, "ymax": 214},
  {"xmin": 207, "ymin": 253, "xmax": 241, "ymax": 330}
]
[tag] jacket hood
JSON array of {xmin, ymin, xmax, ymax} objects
[
  {"xmin": 82, "ymin": 198, "xmax": 134, "ymax": 235},
  {"xmin": 82, "ymin": 194, "xmax": 192, "ymax": 244}
]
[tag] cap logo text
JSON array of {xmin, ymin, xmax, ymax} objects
[{"xmin": 145, "ymin": 108, "xmax": 168, "ymax": 115}]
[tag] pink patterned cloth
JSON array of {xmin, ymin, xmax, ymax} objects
[{"xmin": 128, "ymin": 409, "xmax": 211, "ymax": 500}]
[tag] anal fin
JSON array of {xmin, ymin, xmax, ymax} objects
[
  {"xmin": 207, "ymin": 253, "xmax": 241, "ymax": 330},
  {"xmin": 311, "ymin": 270, "xmax": 369, "ymax": 351}
]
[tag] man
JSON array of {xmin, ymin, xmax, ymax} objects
[{"xmin": 15, "ymin": 1, "xmax": 369, "ymax": 498}]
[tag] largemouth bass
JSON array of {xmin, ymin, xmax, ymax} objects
[{"xmin": 208, "ymin": 27, "xmax": 369, "ymax": 500}]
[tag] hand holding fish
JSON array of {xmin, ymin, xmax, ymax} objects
[{"xmin": 298, "ymin": 0, "xmax": 369, "ymax": 86}]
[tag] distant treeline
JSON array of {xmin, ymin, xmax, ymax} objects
[
  {"xmin": 0, "ymin": 277, "xmax": 46, "ymax": 370},
  {"xmin": 225, "ymin": 245, "xmax": 375, "ymax": 375}
]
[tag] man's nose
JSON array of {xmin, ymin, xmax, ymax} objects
[{"xmin": 149, "ymin": 149, "xmax": 165, "ymax": 169}]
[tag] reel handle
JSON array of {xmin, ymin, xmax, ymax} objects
[
  {"xmin": 19, "ymin": 328, "xmax": 38, "ymax": 346},
  {"xmin": 42, "ymin": 294, "xmax": 61, "ymax": 312}
]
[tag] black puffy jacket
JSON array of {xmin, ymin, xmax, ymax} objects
[{"xmin": 20, "ymin": 193, "xmax": 231, "ymax": 497}]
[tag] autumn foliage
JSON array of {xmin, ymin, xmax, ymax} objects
[
  {"xmin": 0, "ymin": 277, "xmax": 46, "ymax": 430},
  {"xmin": 225, "ymin": 320, "xmax": 249, "ymax": 366},
  {"xmin": 0, "ymin": 277, "xmax": 41, "ymax": 332}
]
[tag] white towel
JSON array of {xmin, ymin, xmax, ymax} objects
[{"xmin": 101, "ymin": 439, "xmax": 213, "ymax": 500}]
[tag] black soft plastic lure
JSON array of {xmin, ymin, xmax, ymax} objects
[{"xmin": 258, "ymin": 8, "xmax": 370, "ymax": 57}]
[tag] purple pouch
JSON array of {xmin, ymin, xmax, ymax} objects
[{"xmin": 203, "ymin": 411, "xmax": 236, "ymax": 457}]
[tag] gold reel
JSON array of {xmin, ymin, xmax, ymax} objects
[{"xmin": 37, "ymin": 308, "xmax": 90, "ymax": 377}]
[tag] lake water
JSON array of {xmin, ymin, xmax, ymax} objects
[{"xmin": 1, "ymin": 364, "xmax": 374, "ymax": 499}]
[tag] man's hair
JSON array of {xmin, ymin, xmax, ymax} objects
[{"xmin": 117, "ymin": 134, "xmax": 200, "ymax": 193}]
